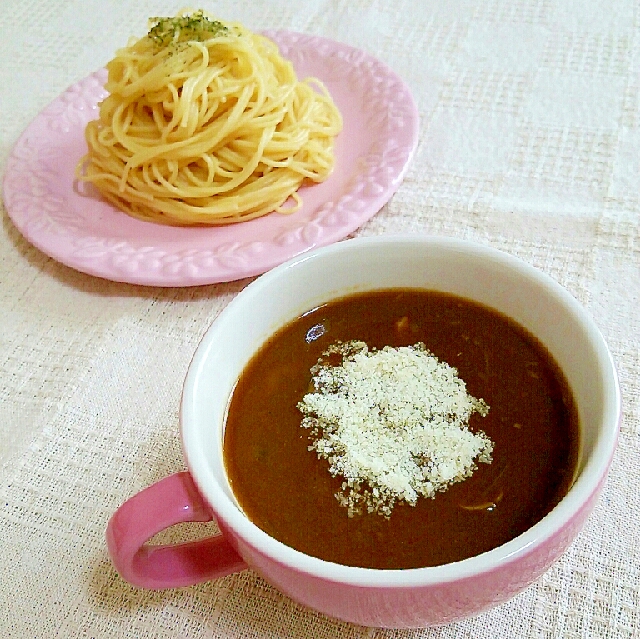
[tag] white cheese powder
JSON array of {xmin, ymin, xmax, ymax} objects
[{"xmin": 298, "ymin": 341, "xmax": 493, "ymax": 517}]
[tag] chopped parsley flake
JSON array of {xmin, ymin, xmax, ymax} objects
[{"xmin": 147, "ymin": 10, "xmax": 231, "ymax": 49}]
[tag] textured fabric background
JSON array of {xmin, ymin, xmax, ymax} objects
[{"xmin": 1, "ymin": 0, "xmax": 639, "ymax": 637}]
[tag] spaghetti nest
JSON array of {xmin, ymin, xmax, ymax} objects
[{"xmin": 77, "ymin": 11, "xmax": 343, "ymax": 226}]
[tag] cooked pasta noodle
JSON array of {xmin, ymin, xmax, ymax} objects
[{"xmin": 76, "ymin": 10, "xmax": 342, "ymax": 225}]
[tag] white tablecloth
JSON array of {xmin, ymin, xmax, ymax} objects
[{"xmin": 1, "ymin": 1, "xmax": 639, "ymax": 637}]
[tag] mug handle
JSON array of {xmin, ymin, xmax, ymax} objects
[{"xmin": 106, "ymin": 471, "xmax": 247, "ymax": 589}]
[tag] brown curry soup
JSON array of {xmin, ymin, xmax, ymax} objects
[{"xmin": 223, "ymin": 290, "xmax": 580, "ymax": 569}]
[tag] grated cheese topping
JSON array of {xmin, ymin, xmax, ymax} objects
[{"xmin": 298, "ymin": 341, "xmax": 493, "ymax": 517}]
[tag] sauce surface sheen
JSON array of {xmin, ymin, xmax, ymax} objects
[{"xmin": 223, "ymin": 290, "xmax": 580, "ymax": 569}]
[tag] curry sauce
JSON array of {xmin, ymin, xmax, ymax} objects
[{"xmin": 223, "ymin": 290, "xmax": 580, "ymax": 569}]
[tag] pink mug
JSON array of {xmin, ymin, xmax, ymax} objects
[{"xmin": 107, "ymin": 236, "xmax": 620, "ymax": 628}]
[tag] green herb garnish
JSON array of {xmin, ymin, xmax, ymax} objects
[{"xmin": 147, "ymin": 10, "xmax": 230, "ymax": 49}]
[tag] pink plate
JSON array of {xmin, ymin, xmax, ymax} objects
[{"xmin": 3, "ymin": 31, "xmax": 419, "ymax": 287}]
